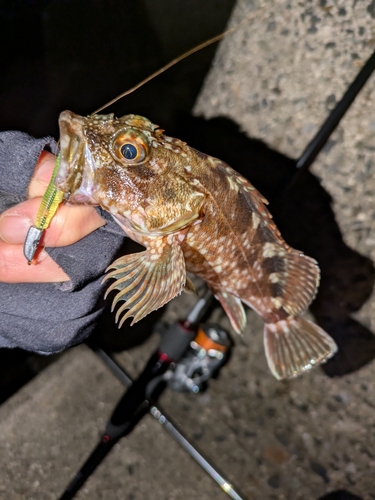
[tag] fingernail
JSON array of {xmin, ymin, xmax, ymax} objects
[{"xmin": 0, "ymin": 215, "xmax": 31, "ymax": 244}]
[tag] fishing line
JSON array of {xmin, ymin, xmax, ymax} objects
[{"xmin": 91, "ymin": 6, "xmax": 266, "ymax": 115}]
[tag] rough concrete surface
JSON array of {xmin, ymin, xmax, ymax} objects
[
  {"xmin": 2, "ymin": 0, "xmax": 375, "ymax": 499},
  {"xmin": 2, "ymin": 296, "xmax": 375, "ymax": 499}
]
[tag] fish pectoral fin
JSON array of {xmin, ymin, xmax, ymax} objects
[
  {"xmin": 264, "ymin": 316, "xmax": 338, "ymax": 380},
  {"xmin": 215, "ymin": 291, "xmax": 247, "ymax": 333},
  {"xmin": 103, "ymin": 236, "xmax": 186, "ymax": 327}
]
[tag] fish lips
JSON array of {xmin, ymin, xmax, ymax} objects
[{"xmin": 55, "ymin": 110, "xmax": 97, "ymax": 205}]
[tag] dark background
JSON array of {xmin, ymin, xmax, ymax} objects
[{"xmin": 0, "ymin": 0, "xmax": 235, "ymax": 136}]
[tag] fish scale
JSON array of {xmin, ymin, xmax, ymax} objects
[{"xmin": 54, "ymin": 110, "xmax": 337, "ymax": 380}]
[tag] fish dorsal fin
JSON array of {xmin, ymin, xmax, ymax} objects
[
  {"xmin": 212, "ymin": 161, "xmax": 320, "ymax": 316},
  {"xmin": 215, "ymin": 162, "xmax": 288, "ymax": 245},
  {"xmin": 187, "ymin": 155, "xmax": 287, "ymax": 250},
  {"xmin": 103, "ymin": 235, "xmax": 186, "ymax": 327}
]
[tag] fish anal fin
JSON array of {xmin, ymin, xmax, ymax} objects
[
  {"xmin": 264, "ymin": 316, "xmax": 338, "ymax": 380},
  {"xmin": 183, "ymin": 276, "xmax": 197, "ymax": 295},
  {"xmin": 215, "ymin": 291, "xmax": 247, "ymax": 333},
  {"xmin": 103, "ymin": 235, "xmax": 186, "ymax": 327}
]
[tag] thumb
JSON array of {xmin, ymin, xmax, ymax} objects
[{"xmin": 28, "ymin": 150, "xmax": 56, "ymax": 198}]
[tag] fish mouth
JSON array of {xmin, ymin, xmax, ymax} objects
[{"xmin": 55, "ymin": 110, "xmax": 96, "ymax": 205}]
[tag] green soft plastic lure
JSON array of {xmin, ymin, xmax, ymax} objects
[
  {"xmin": 23, "ymin": 151, "xmax": 64, "ymax": 263},
  {"xmin": 35, "ymin": 151, "xmax": 64, "ymax": 230}
]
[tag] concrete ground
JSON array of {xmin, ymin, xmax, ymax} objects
[
  {"xmin": 2, "ymin": 297, "xmax": 375, "ymax": 499},
  {"xmin": 2, "ymin": 1, "xmax": 375, "ymax": 499}
]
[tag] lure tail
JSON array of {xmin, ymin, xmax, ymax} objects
[{"xmin": 263, "ymin": 316, "xmax": 337, "ymax": 380}]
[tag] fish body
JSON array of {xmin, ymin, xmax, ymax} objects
[{"xmin": 55, "ymin": 110, "xmax": 337, "ymax": 379}]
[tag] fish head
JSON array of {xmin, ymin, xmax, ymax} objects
[
  {"xmin": 56, "ymin": 111, "xmax": 204, "ymax": 234},
  {"xmin": 56, "ymin": 110, "xmax": 153, "ymax": 205}
]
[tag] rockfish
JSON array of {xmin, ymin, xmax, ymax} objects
[{"xmin": 55, "ymin": 111, "xmax": 337, "ymax": 379}]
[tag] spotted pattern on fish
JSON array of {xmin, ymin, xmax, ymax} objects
[{"xmin": 55, "ymin": 111, "xmax": 337, "ymax": 380}]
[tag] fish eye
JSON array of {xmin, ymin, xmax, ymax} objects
[
  {"xmin": 111, "ymin": 129, "xmax": 149, "ymax": 165},
  {"xmin": 121, "ymin": 143, "xmax": 138, "ymax": 160}
]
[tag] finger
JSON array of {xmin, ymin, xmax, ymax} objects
[
  {"xmin": 0, "ymin": 241, "xmax": 69, "ymax": 283},
  {"xmin": 28, "ymin": 151, "xmax": 56, "ymax": 198},
  {"xmin": 0, "ymin": 198, "xmax": 105, "ymax": 246}
]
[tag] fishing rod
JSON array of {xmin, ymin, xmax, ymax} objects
[
  {"xmin": 91, "ymin": 347, "xmax": 243, "ymax": 500},
  {"xmin": 280, "ymin": 49, "xmax": 375, "ymax": 196},
  {"xmin": 59, "ymin": 289, "xmax": 245, "ymax": 500}
]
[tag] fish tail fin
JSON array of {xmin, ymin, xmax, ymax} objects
[{"xmin": 263, "ymin": 316, "xmax": 337, "ymax": 380}]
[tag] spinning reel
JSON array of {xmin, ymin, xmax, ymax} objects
[{"xmin": 159, "ymin": 321, "xmax": 232, "ymax": 394}]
